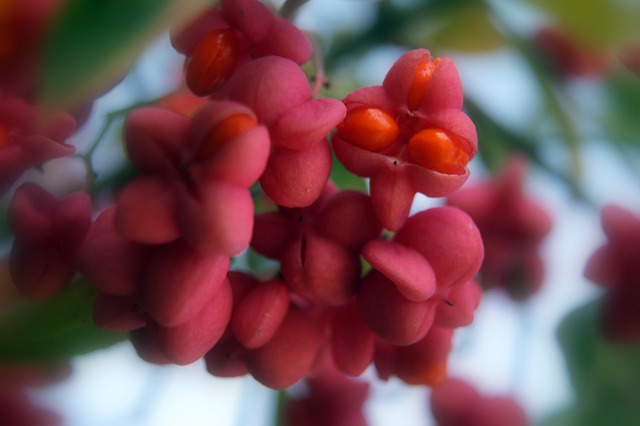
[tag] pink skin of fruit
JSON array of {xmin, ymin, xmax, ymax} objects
[
  {"xmin": 358, "ymin": 206, "xmax": 484, "ymax": 345},
  {"xmin": 333, "ymin": 49, "xmax": 478, "ymax": 231},
  {"xmin": 431, "ymin": 377, "xmax": 528, "ymax": 426},
  {"xmin": 115, "ymin": 101, "xmax": 270, "ymax": 256},
  {"xmin": 447, "ymin": 156, "xmax": 552, "ymax": 300},
  {"xmin": 374, "ymin": 327, "xmax": 453, "ymax": 386},
  {"xmin": 251, "ymin": 183, "xmax": 382, "ymax": 306},
  {"xmin": 171, "ymin": 0, "xmax": 312, "ymax": 96},
  {"xmin": 78, "ymin": 206, "xmax": 232, "ymax": 362},
  {"xmin": 8, "ymin": 183, "xmax": 91, "ymax": 300},
  {"xmin": 0, "ymin": 95, "xmax": 75, "ymax": 195},
  {"xmin": 584, "ymin": 205, "xmax": 640, "ymax": 342},
  {"xmin": 284, "ymin": 355, "xmax": 370, "ymax": 426},
  {"xmin": 204, "ymin": 271, "xmax": 325, "ymax": 389},
  {"xmin": 225, "ymin": 56, "xmax": 347, "ymax": 207}
]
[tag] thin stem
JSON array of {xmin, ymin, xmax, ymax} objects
[
  {"xmin": 278, "ymin": 0, "xmax": 309, "ymax": 21},
  {"xmin": 310, "ymin": 38, "xmax": 329, "ymax": 97},
  {"xmin": 77, "ymin": 98, "xmax": 166, "ymax": 195}
]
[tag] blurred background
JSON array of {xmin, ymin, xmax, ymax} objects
[{"xmin": 2, "ymin": 0, "xmax": 640, "ymax": 425}]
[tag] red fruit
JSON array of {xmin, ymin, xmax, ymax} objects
[
  {"xmin": 143, "ymin": 240, "xmax": 229, "ymax": 327},
  {"xmin": 156, "ymin": 278, "xmax": 233, "ymax": 365},
  {"xmin": 330, "ymin": 300, "xmax": 375, "ymax": 376},
  {"xmin": 245, "ymin": 306, "xmax": 322, "ymax": 389},
  {"xmin": 231, "ymin": 279, "xmax": 290, "ymax": 349},
  {"xmin": 358, "ymin": 270, "xmax": 436, "ymax": 345}
]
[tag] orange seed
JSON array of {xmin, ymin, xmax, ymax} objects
[
  {"xmin": 336, "ymin": 107, "xmax": 399, "ymax": 152},
  {"xmin": 186, "ymin": 29, "xmax": 240, "ymax": 96},
  {"xmin": 407, "ymin": 56, "xmax": 441, "ymax": 111},
  {"xmin": 196, "ymin": 113, "xmax": 258, "ymax": 160},
  {"xmin": 407, "ymin": 128, "xmax": 471, "ymax": 174}
]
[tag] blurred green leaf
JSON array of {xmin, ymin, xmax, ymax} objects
[
  {"xmin": 330, "ymin": 148, "xmax": 367, "ymax": 192},
  {"xmin": 41, "ymin": 0, "xmax": 210, "ymax": 108},
  {"xmin": 537, "ymin": 408, "xmax": 579, "ymax": 426},
  {"xmin": 603, "ymin": 70, "xmax": 640, "ymax": 144},
  {"xmin": 556, "ymin": 298, "xmax": 640, "ymax": 426},
  {"xmin": 403, "ymin": 5, "xmax": 506, "ymax": 53},
  {"xmin": 0, "ymin": 280, "xmax": 125, "ymax": 362},
  {"xmin": 530, "ymin": 0, "xmax": 640, "ymax": 48}
]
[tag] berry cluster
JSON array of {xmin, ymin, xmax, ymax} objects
[
  {"xmin": 584, "ymin": 205, "xmax": 640, "ymax": 343},
  {"xmin": 430, "ymin": 377, "xmax": 528, "ymax": 426},
  {"xmin": 447, "ymin": 156, "xmax": 552, "ymax": 301},
  {"xmin": 3, "ymin": 0, "xmax": 485, "ymax": 397}
]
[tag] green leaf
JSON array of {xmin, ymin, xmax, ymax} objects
[
  {"xmin": 40, "ymin": 0, "xmax": 211, "ymax": 109},
  {"xmin": 530, "ymin": 0, "xmax": 640, "ymax": 48},
  {"xmin": 0, "ymin": 280, "xmax": 126, "ymax": 362},
  {"xmin": 402, "ymin": 5, "xmax": 506, "ymax": 53},
  {"xmin": 556, "ymin": 298, "xmax": 640, "ymax": 426},
  {"xmin": 603, "ymin": 70, "xmax": 640, "ymax": 144},
  {"xmin": 537, "ymin": 408, "xmax": 579, "ymax": 426},
  {"xmin": 330, "ymin": 148, "xmax": 367, "ymax": 192}
]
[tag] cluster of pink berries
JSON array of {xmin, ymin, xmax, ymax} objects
[
  {"xmin": 584, "ymin": 205, "xmax": 640, "ymax": 343},
  {"xmin": 430, "ymin": 377, "xmax": 527, "ymax": 426},
  {"xmin": 4, "ymin": 0, "xmax": 495, "ymax": 411},
  {"xmin": 447, "ymin": 156, "xmax": 552, "ymax": 301}
]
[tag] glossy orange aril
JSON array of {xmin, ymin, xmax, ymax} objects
[
  {"xmin": 402, "ymin": 360, "xmax": 447, "ymax": 386},
  {"xmin": 186, "ymin": 29, "xmax": 240, "ymax": 96},
  {"xmin": 196, "ymin": 113, "xmax": 258, "ymax": 160},
  {"xmin": 407, "ymin": 56, "xmax": 441, "ymax": 111},
  {"xmin": 407, "ymin": 128, "xmax": 471, "ymax": 174},
  {"xmin": 336, "ymin": 107, "xmax": 399, "ymax": 152}
]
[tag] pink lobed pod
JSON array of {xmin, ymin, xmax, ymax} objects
[
  {"xmin": 332, "ymin": 49, "xmax": 477, "ymax": 230},
  {"xmin": 244, "ymin": 305, "xmax": 323, "ymax": 389},
  {"xmin": 130, "ymin": 327, "xmax": 172, "ymax": 366},
  {"xmin": 226, "ymin": 56, "xmax": 347, "ymax": 207},
  {"xmin": 92, "ymin": 292, "xmax": 146, "ymax": 332},
  {"xmin": 433, "ymin": 280, "xmax": 483, "ymax": 328},
  {"xmin": 0, "ymin": 385, "xmax": 63, "ymax": 426},
  {"xmin": 357, "ymin": 270, "xmax": 437, "ymax": 346},
  {"xmin": 142, "ymin": 240, "xmax": 230, "ymax": 327},
  {"xmin": 251, "ymin": 185, "xmax": 382, "ymax": 306},
  {"xmin": 584, "ymin": 205, "xmax": 640, "ymax": 342},
  {"xmin": 363, "ymin": 239, "xmax": 437, "ymax": 302},
  {"xmin": 330, "ymin": 299, "xmax": 376, "ymax": 376},
  {"xmin": 284, "ymin": 355, "xmax": 370, "ymax": 426},
  {"xmin": 447, "ymin": 156, "xmax": 553, "ymax": 300},
  {"xmin": 117, "ymin": 102, "xmax": 269, "ymax": 255},
  {"xmin": 280, "ymin": 232, "xmax": 361, "ymax": 306},
  {"xmin": 230, "ymin": 278, "xmax": 290, "ymax": 349},
  {"xmin": 394, "ymin": 208, "xmax": 484, "ymax": 291},
  {"xmin": 358, "ymin": 206, "xmax": 482, "ymax": 344},
  {"xmin": 600, "ymin": 204, "xmax": 640, "ymax": 254},
  {"xmin": 171, "ymin": 0, "xmax": 312, "ymax": 97},
  {"xmin": 8, "ymin": 184, "xmax": 91, "ymax": 299},
  {"xmin": 204, "ymin": 333, "xmax": 250, "ymax": 378},
  {"xmin": 0, "ymin": 95, "xmax": 75, "ymax": 195},
  {"xmin": 77, "ymin": 206, "xmax": 150, "ymax": 297},
  {"xmin": 430, "ymin": 377, "xmax": 528, "ymax": 426},
  {"xmin": 534, "ymin": 26, "xmax": 609, "ymax": 78},
  {"xmin": 155, "ymin": 277, "xmax": 233, "ymax": 365},
  {"xmin": 372, "ymin": 327, "xmax": 453, "ymax": 386}
]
